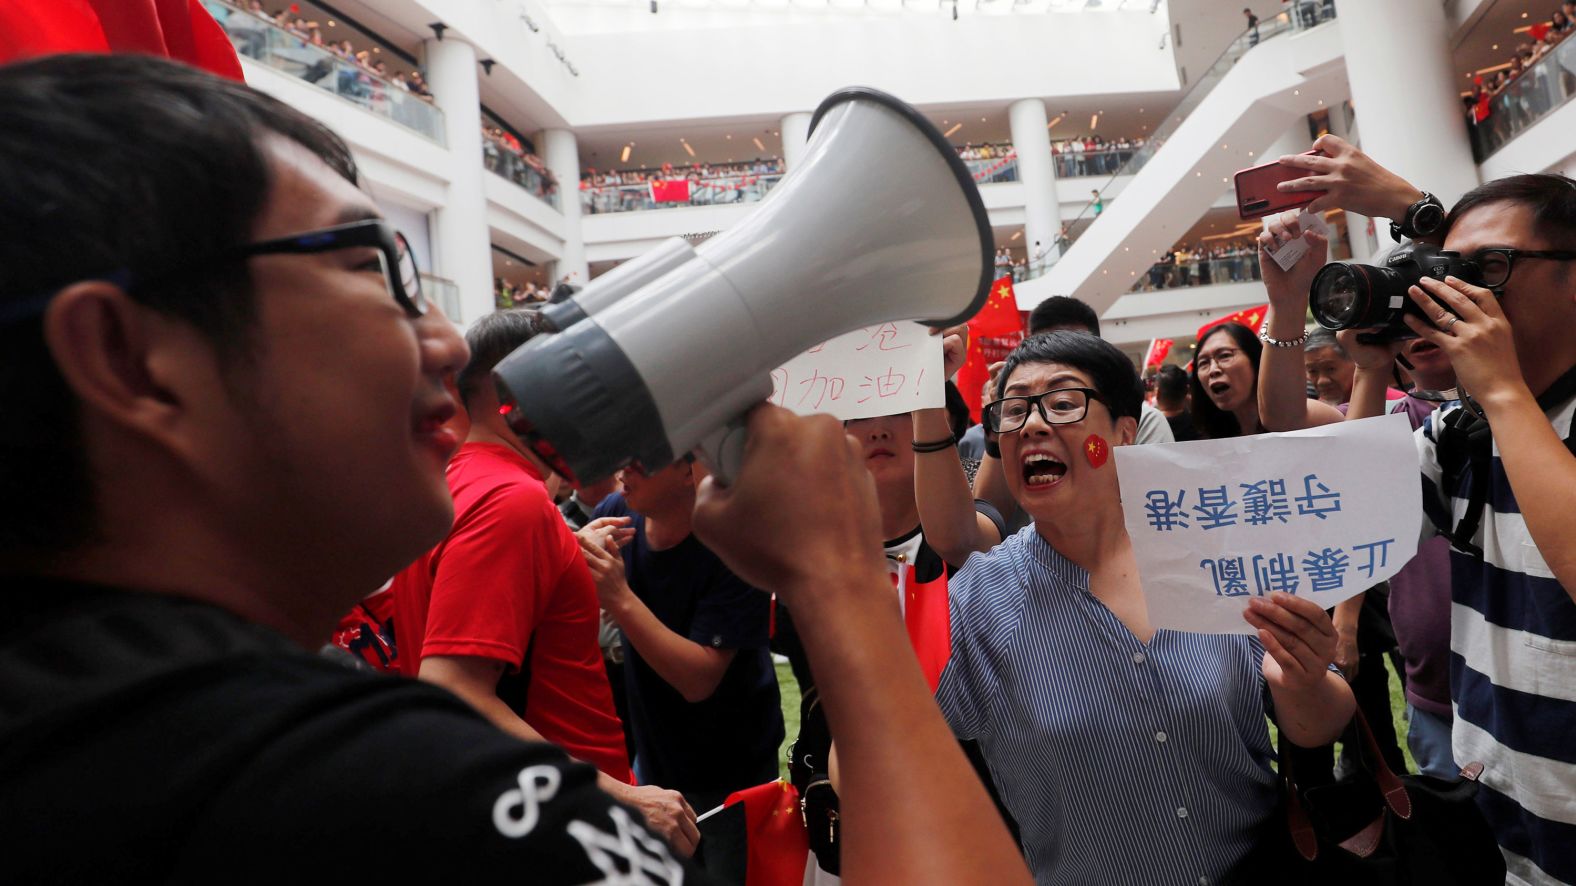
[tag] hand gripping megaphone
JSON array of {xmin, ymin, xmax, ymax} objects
[{"xmin": 493, "ymin": 87, "xmax": 994, "ymax": 484}]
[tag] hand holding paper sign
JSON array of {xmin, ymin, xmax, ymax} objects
[
  {"xmin": 1114, "ymin": 413, "xmax": 1421, "ymax": 635},
  {"xmin": 770, "ymin": 321, "xmax": 945, "ymax": 421}
]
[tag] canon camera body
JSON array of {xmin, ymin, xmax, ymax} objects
[{"xmin": 1309, "ymin": 243, "xmax": 1485, "ymax": 344}]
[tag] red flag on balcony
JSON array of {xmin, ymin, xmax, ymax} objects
[
  {"xmin": 969, "ymin": 276, "xmax": 1023, "ymax": 338},
  {"xmin": 1529, "ymin": 21, "xmax": 1550, "ymax": 42},
  {"xmin": 0, "ymin": 0, "xmax": 242, "ymax": 80},
  {"xmin": 1196, "ymin": 304, "xmax": 1267, "ymax": 343},
  {"xmin": 649, "ymin": 179, "xmax": 691, "ymax": 203},
  {"xmin": 1143, "ymin": 338, "xmax": 1174, "ymax": 369},
  {"xmin": 722, "ymin": 780, "xmax": 811, "ymax": 886}
]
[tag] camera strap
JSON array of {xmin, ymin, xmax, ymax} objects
[{"xmin": 1437, "ymin": 365, "xmax": 1576, "ymax": 559}]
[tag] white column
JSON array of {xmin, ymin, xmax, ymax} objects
[
  {"xmin": 424, "ymin": 37, "xmax": 493, "ymax": 326},
  {"xmin": 1326, "ymin": 104, "xmax": 1375, "ymax": 262},
  {"xmin": 780, "ymin": 112, "xmax": 812, "ymax": 170},
  {"xmin": 1333, "ymin": 0, "xmax": 1478, "ymax": 251},
  {"xmin": 540, "ymin": 128, "xmax": 588, "ymax": 287},
  {"xmin": 1009, "ymin": 98, "xmax": 1063, "ymax": 263}
]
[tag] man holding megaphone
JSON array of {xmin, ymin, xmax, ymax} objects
[{"xmin": 0, "ymin": 57, "xmax": 1030, "ymax": 885}]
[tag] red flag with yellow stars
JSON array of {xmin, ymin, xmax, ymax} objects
[
  {"xmin": 969, "ymin": 276, "xmax": 1023, "ymax": 338},
  {"xmin": 721, "ymin": 780, "xmax": 811, "ymax": 886},
  {"xmin": 1195, "ymin": 304, "xmax": 1267, "ymax": 343},
  {"xmin": 1143, "ymin": 338, "xmax": 1174, "ymax": 369}
]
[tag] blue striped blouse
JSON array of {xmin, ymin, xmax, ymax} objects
[{"xmin": 937, "ymin": 526, "xmax": 1278, "ymax": 885}]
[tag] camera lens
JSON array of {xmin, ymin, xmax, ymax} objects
[{"xmin": 1310, "ymin": 263, "xmax": 1368, "ymax": 329}]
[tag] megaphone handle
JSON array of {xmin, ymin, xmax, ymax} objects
[{"xmin": 695, "ymin": 421, "xmax": 750, "ymax": 487}]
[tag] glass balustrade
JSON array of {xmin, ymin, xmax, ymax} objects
[
  {"xmin": 580, "ymin": 173, "xmax": 785, "ymax": 214},
  {"xmin": 483, "ymin": 135, "xmax": 561, "ymax": 209},
  {"xmin": 200, "ymin": 0, "xmax": 446, "ymax": 144},
  {"xmin": 1468, "ymin": 37, "xmax": 1576, "ymax": 162},
  {"xmin": 1129, "ymin": 254, "xmax": 1263, "ymax": 292},
  {"xmin": 965, "ymin": 155, "xmax": 1021, "ymax": 183}
]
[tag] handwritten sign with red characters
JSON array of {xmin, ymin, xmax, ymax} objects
[{"xmin": 769, "ymin": 321, "xmax": 945, "ymax": 421}]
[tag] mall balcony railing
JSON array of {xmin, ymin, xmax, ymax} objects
[
  {"xmin": 483, "ymin": 135, "xmax": 561, "ymax": 209},
  {"xmin": 1128, "ymin": 253, "xmax": 1262, "ymax": 292},
  {"xmin": 964, "ymin": 154, "xmax": 1021, "ymax": 183},
  {"xmin": 580, "ymin": 173, "xmax": 785, "ymax": 215},
  {"xmin": 1468, "ymin": 35, "xmax": 1576, "ymax": 162},
  {"xmin": 1042, "ymin": 4, "xmax": 1337, "ymax": 274},
  {"xmin": 200, "ymin": 0, "xmax": 446, "ymax": 144},
  {"xmin": 1054, "ymin": 147, "xmax": 1143, "ymax": 179}
]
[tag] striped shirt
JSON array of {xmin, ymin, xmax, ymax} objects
[
  {"xmin": 1419, "ymin": 384, "xmax": 1576, "ymax": 886},
  {"xmin": 936, "ymin": 527, "xmax": 1277, "ymax": 885}
]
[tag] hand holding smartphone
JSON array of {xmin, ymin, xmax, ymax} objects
[{"xmin": 1234, "ymin": 150, "xmax": 1326, "ymax": 220}]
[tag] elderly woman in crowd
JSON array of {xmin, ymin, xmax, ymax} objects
[{"xmin": 935, "ymin": 331, "xmax": 1354, "ymax": 884}]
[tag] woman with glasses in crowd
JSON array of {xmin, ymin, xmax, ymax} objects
[
  {"xmin": 1190, "ymin": 322, "xmax": 1265, "ymax": 439},
  {"xmin": 934, "ymin": 331, "xmax": 1354, "ymax": 883}
]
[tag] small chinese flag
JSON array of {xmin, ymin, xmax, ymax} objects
[
  {"xmin": 1530, "ymin": 21, "xmax": 1550, "ymax": 41},
  {"xmin": 1195, "ymin": 304, "xmax": 1267, "ymax": 343},
  {"xmin": 969, "ymin": 276, "xmax": 1023, "ymax": 338},
  {"xmin": 1143, "ymin": 338, "xmax": 1174, "ymax": 369},
  {"xmin": 649, "ymin": 179, "xmax": 690, "ymax": 203},
  {"xmin": 0, "ymin": 0, "xmax": 243, "ymax": 81},
  {"xmin": 722, "ymin": 780, "xmax": 811, "ymax": 886}
]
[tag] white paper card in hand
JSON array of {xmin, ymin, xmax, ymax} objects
[
  {"xmin": 769, "ymin": 321, "xmax": 944, "ymax": 421},
  {"xmin": 1114, "ymin": 413, "xmax": 1421, "ymax": 634},
  {"xmin": 1265, "ymin": 210, "xmax": 1331, "ymax": 271}
]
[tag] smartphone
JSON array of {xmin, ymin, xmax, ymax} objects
[{"xmin": 1233, "ymin": 150, "xmax": 1325, "ymax": 220}]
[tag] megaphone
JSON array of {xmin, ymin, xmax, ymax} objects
[{"xmin": 494, "ymin": 86, "xmax": 993, "ymax": 484}]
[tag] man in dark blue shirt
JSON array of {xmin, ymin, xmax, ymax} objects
[{"xmin": 580, "ymin": 459, "xmax": 783, "ymax": 882}]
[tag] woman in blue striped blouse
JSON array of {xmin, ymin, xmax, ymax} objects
[{"xmin": 935, "ymin": 332, "xmax": 1355, "ymax": 884}]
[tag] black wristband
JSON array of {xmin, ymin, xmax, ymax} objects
[
  {"xmin": 911, "ymin": 436, "xmax": 957, "ymax": 454},
  {"xmin": 983, "ymin": 437, "xmax": 1001, "ymax": 459}
]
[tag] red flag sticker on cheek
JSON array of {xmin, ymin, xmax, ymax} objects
[{"xmin": 1084, "ymin": 434, "xmax": 1110, "ymax": 469}]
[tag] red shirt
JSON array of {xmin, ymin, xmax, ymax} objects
[{"xmin": 392, "ymin": 442, "xmax": 633, "ymax": 784}]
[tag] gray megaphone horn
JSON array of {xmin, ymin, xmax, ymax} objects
[{"xmin": 493, "ymin": 86, "xmax": 994, "ymax": 484}]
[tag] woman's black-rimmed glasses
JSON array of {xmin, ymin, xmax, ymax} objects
[{"xmin": 984, "ymin": 387, "xmax": 1104, "ymax": 434}]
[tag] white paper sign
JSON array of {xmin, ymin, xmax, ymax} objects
[
  {"xmin": 1114, "ymin": 413, "xmax": 1421, "ymax": 634},
  {"xmin": 768, "ymin": 321, "xmax": 944, "ymax": 421}
]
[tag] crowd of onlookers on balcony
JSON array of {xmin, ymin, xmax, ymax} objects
[
  {"xmin": 1461, "ymin": 3, "xmax": 1576, "ymax": 154},
  {"xmin": 214, "ymin": 0, "xmax": 434, "ymax": 101},
  {"xmin": 1134, "ymin": 240, "xmax": 1264, "ymax": 292},
  {"xmin": 483, "ymin": 124, "xmax": 559, "ymax": 203},
  {"xmin": 495, "ymin": 277, "xmax": 550, "ymax": 311},
  {"xmin": 580, "ymin": 159, "xmax": 786, "ymax": 190},
  {"xmin": 1052, "ymin": 136, "xmax": 1148, "ymax": 178}
]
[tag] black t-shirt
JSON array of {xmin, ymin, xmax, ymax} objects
[
  {"xmin": 594, "ymin": 495, "xmax": 784, "ymax": 795},
  {"xmin": 0, "ymin": 577, "xmax": 710, "ymax": 884},
  {"xmin": 1165, "ymin": 410, "xmax": 1200, "ymax": 442}
]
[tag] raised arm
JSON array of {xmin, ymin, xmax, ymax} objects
[
  {"xmin": 693, "ymin": 406, "xmax": 1032, "ymax": 886},
  {"xmin": 913, "ymin": 328, "xmax": 1003, "ymax": 564},
  {"xmin": 1255, "ymin": 211, "xmax": 1346, "ymax": 431},
  {"xmin": 1275, "ymin": 133, "xmax": 1431, "ymax": 229}
]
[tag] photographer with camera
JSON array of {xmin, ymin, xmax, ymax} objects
[{"xmin": 1276, "ymin": 149, "xmax": 1576, "ymax": 884}]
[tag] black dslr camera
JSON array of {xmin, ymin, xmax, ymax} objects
[{"xmin": 1308, "ymin": 243, "xmax": 1485, "ymax": 344}]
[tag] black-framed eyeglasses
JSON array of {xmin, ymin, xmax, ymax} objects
[
  {"xmin": 1468, "ymin": 248, "xmax": 1576, "ymax": 289},
  {"xmin": 1, "ymin": 218, "xmax": 425, "ymax": 324},
  {"xmin": 984, "ymin": 387, "xmax": 1103, "ymax": 433}
]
